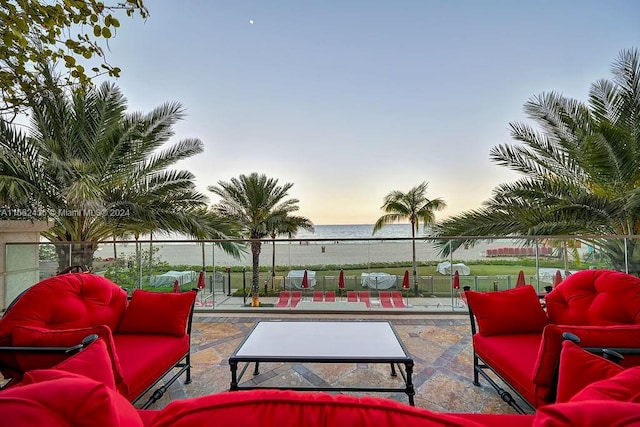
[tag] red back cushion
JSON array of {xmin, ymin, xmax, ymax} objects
[
  {"xmin": 546, "ymin": 269, "xmax": 640, "ymax": 325},
  {"xmin": 556, "ymin": 340, "xmax": 624, "ymax": 403},
  {"xmin": 464, "ymin": 286, "xmax": 549, "ymax": 336},
  {"xmin": 149, "ymin": 389, "xmax": 486, "ymax": 427},
  {"xmin": 0, "ymin": 273, "xmax": 127, "ymax": 347},
  {"xmin": 0, "ymin": 370, "xmax": 143, "ymax": 427},
  {"xmin": 51, "ymin": 338, "xmax": 117, "ymax": 389},
  {"xmin": 118, "ymin": 290, "xmax": 196, "ymax": 337}
]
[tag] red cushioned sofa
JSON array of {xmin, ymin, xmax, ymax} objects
[
  {"xmin": 2, "ymin": 335, "xmax": 640, "ymax": 426},
  {"xmin": 0, "ymin": 273, "xmax": 196, "ymax": 409},
  {"xmin": 463, "ymin": 269, "xmax": 640, "ymax": 413}
]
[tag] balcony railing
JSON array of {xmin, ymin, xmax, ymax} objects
[{"xmin": 3, "ymin": 235, "xmax": 634, "ymax": 312}]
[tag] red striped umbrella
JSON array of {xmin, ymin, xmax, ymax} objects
[
  {"xmin": 197, "ymin": 271, "xmax": 206, "ymax": 290},
  {"xmin": 402, "ymin": 270, "xmax": 410, "ymax": 289},
  {"xmin": 173, "ymin": 279, "xmax": 180, "ymax": 293},
  {"xmin": 301, "ymin": 270, "xmax": 309, "ymax": 289},
  {"xmin": 452, "ymin": 270, "xmax": 460, "ymax": 290},
  {"xmin": 515, "ymin": 270, "xmax": 526, "ymax": 288},
  {"xmin": 338, "ymin": 269, "xmax": 345, "ymax": 289}
]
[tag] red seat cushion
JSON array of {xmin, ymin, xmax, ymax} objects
[
  {"xmin": 114, "ymin": 334, "xmax": 190, "ymax": 401},
  {"xmin": 473, "ymin": 333, "xmax": 542, "ymax": 405},
  {"xmin": 546, "ymin": 269, "xmax": 640, "ymax": 326},
  {"xmin": 118, "ymin": 290, "xmax": 195, "ymax": 337},
  {"xmin": 570, "ymin": 366, "xmax": 640, "ymax": 403},
  {"xmin": 147, "ymin": 389, "xmax": 487, "ymax": 427},
  {"xmin": 465, "ymin": 286, "xmax": 549, "ymax": 336}
]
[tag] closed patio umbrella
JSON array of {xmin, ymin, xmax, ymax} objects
[
  {"xmin": 515, "ymin": 270, "xmax": 526, "ymax": 288},
  {"xmin": 452, "ymin": 270, "xmax": 460, "ymax": 290},
  {"xmin": 553, "ymin": 270, "xmax": 563, "ymax": 287},
  {"xmin": 338, "ymin": 269, "xmax": 345, "ymax": 296},
  {"xmin": 173, "ymin": 279, "xmax": 180, "ymax": 293},
  {"xmin": 402, "ymin": 270, "xmax": 410, "ymax": 306},
  {"xmin": 197, "ymin": 271, "xmax": 206, "ymax": 290},
  {"xmin": 301, "ymin": 270, "xmax": 309, "ymax": 289}
]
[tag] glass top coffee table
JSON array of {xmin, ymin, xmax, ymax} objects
[{"xmin": 228, "ymin": 321, "xmax": 415, "ymax": 405}]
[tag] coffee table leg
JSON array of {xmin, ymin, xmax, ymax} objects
[
  {"xmin": 253, "ymin": 361, "xmax": 260, "ymax": 376},
  {"xmin": 390, "ymin": 363, "xmax": 397, "ymax": 377},
  {"xmin": 229, "ymin": 361, "xmax": 239, "ymax": 391},
  {"xmin": 405, "ymin": 361, "xmax": 415, "ymax": 406}
]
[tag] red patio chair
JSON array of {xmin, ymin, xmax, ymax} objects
[
  {"xmin": 312, "ymin": 291, "xmax": 323, "ymax": 302},
  {"xmin": 391, "ymin": 291, "xmax": 406, "ymax": 308},
  {"xmin": 324, "ymin": 291, "xmax": 336, "ymax": 302},
  {"xmin": 276, "ymin": 291, "xmax": 290, "ymax": 307},
  {"xmin": 347, "ymin": 291, "xmax": 358, "ymax": 303},
  {"xmin": 358, "ymin": 291, "xmax": 371, "ymax": 308},
  {"xmin": 290, "ymin": 291, "xmax": 302, "ymax": 308},
  {"xmin": 379, "ymin": 291, "xmax": 393, "ymax": 308}
]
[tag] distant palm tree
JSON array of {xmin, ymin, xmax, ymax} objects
[
  {"xmin": 267, "ymin": 214, "xmax": 313, "ymax": 292},
  {"xmin": 433, "ymin": 48, "xmax": 640, "ymax": 273},
  {"xmin": 373, "ymin": 182, "xmax": 446, "ymax": 295},
  {"xmin": 209, "ymin": 173, "xmax": 314, "ymax": 306},
  {"xmin": 0, "ymin": 80, "xmax": 240, "ymax": 271}
]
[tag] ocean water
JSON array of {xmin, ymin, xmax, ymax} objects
[{"xmin": 294, "ymin": 224, "xmax": 428, "ymax": 240}]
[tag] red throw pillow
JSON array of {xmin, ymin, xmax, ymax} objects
[
  {"xmin": 556, "ymin": 340, "xmax": 625, "ymax": 403},
  {"xmin": 570, "ymin": 366, "xmax": 640, "ymax": 403},
  {"xmin": 11, "ymin": 325, "xmax": 125, "ymax": 390},
  {"xmin": 51, "ymin": 338, "xmax": 117, "ymax": 390},
  {"xmin": 533, "ymin": 401, "xmax": 640, "ymax": 426},
  {"xmin": 1, "ymin": 370, "xmax": 143, "ymax": 427},
  {"xmin": 464, "ymin": 286, "xmax": 549, "ymax": 336},
  {"xmin": 118, "ymin": 290, "xmax": 196, "ymax": 337}
]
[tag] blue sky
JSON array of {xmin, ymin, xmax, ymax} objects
[{"xmin": 104, "ymin": 1, "xmax": 639, "ymax": 224}]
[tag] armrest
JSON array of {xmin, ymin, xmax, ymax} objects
[
  {"xmin": 0, "ymin": 334, "xmax": 98, "ymax": 354},
  {"xmin": 118, "ymin": 290, "xmax": 196, "ymax": 337},
  {"xmin": 8, "ymin": 325, "xmax": 125, "ymax": 389}
]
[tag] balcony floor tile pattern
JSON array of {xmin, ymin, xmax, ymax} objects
[{"xmin": 142, "ymin": 315, "xmax": 531, "ymax": 415}]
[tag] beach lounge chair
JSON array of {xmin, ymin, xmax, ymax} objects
[
  {"xmin": 276, "ymin": 291, "xmax": 290, "ymax": 307},
  {"xmin": 290, "ymin": 291, "xmax": 302, "ymax": 308},
  {"xmin": 347, "ymin": 291, "xmax": 358, "ymax": 303},
  {"xmin": 391, "ymin": 291, "xmax": 406, "ymax": 308},
  {"xmin": 312, "ymin": 291, "xmax": 323, "ymax": 302},
  {"xmin": 358, "ymin": 291, "xmax": 371, "ymax": 308},
  {"xmin": 379, "ymin": 291, "xmax": 393, "ymax": 308},
  {"xmin": 324, "ymin": 291, "xmax": 336, "ymax": 302}
]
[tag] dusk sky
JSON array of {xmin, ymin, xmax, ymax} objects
[{"xmin": 104, "ymin": 1, "xmax": 639, "ymax": 225}]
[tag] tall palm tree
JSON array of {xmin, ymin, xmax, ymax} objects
[
  {"xmin": 433, "ymin": 48, "xmax": 640, "ymax": 273},
  {"xmin": 209, "ymin": 173, "xmax": 313, "ymax": 306},
  {"xmin": 0, "ymin": 80, "xmax": 240, "ymax": 271},
  {"xmin": 373, "ymin": 182, "xmax": 446, "ymax": 295}
]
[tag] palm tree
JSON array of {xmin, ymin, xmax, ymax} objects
[
  {"xmin": 373, "ymin": 182, "xmax": 446, "ymax": 295},
  {"xmin": 209, "ymin": 173, "xmax": 314, "ymax": 306},
  {"xmin": 0, "ymin": 80, "xmax": 240, "ymax": 272},
  {"xmin": 267, "ymin": 214, "xmax": 313, "ymax": 293},
  {"xmin": 433, "ymin": 48, "xmax": 640, "ymax": 273}
]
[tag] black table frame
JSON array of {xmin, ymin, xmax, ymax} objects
[{"xmin": 228, "ymin": 321, "xmax": 415, "ymax": 406}]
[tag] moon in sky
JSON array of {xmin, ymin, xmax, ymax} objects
[{"xmin": 249, "ymin": 19, "xmax": 254, "ymax": 24}]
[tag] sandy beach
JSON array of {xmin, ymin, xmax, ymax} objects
[{"xmin": 97, "ymin": 240, "xmax": 531, "ymax": 269}]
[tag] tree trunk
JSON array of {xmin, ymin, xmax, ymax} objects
[
  {"xmin": 251, "ymin": 240, "xmax": 262, "ymax": 306},
  {"xmin": 55, "ymin": 241, "xmax": 97, "ymax": 273}
]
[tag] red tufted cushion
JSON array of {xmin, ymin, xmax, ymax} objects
[
  {"xmin": 0, "ymin": 273, "xmax": 128, "ymax": 345},
  {"xmin": 546, "ymin": 270, "xmax": 640, "ymax": 326}
]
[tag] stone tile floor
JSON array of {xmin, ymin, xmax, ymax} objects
[{"xmin": 142, "ymin": 313, "xmax": 531, "ymax": 415}]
